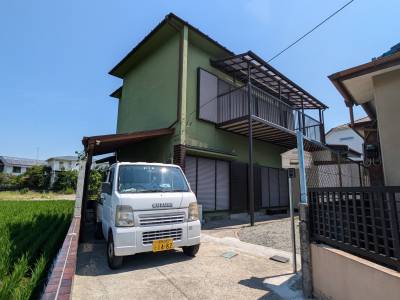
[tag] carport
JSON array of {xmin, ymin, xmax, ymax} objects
[{"xmin": 80, "ymin": 128, "xmax": 175, "ymax": 232}]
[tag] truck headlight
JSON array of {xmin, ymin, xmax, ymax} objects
[
  {"xmin": 188, "ymin": 202, "xmax": 199, "ymax": 222},
  {"xmin": 115, "ymin": 205, "xmax": 134, "ymax": 227}
]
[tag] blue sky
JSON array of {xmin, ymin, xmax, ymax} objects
[{"xmin": 1, "ymin": 0, "xmax": 399, "ymax": 159}]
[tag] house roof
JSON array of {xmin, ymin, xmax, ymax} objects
[
  {"xmin": 109, "ymin": 13, "xmax": 326, "ymax": 109},
  {"xmin": 326, "ymin": 116, "xmax": 370, "ymax": 136},
  {"xmin": 46, "ymin": 156, "xmax": 78, "ymax": 161},
  {"xmin": 329, "ymin": 46, "xmax": 400, "ymax": 116},
  {"xmin": 109, "ymin": 13, "xmax": 233, "ymax": 78},
  {"xmin": 0, "ymin": 156, "xmax": 46, "ymax": 167},
  {"xmin": 110, "ymin": 86, "xmax": 122, "ymax": 99},
  {"xmin": 380, "ymin": 42, "xmax": 400, "ymax": 58}
]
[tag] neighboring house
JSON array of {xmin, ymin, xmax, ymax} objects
[
  {"xmin": 325, "ymin": 117, "xmax": 368, "ymax": 160},
  {"xmin": 46, "ymin": 156, "xmax": 79, "ymax": 172},
  {"xmin": 0, "ymin": 156, "xmax": 46, "ymax": 175},
  {"xmin": 329, "ymin": 43, "xmax": 400, "ymax": 186},
  {"xmin": 83, "ymin": 13, "xmax": 328, "ymax": 216},
  {"xmin": 46, "ymin": 156, "xmax": 79, "ymax": 185}
]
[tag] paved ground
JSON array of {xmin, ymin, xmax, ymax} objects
[{"xmin": 72, "ymin": 223, "xmax": 302, "ymax": 300}]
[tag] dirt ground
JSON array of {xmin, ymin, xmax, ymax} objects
[{"xmin": 238, "ymin": 216, "xmax": 300, "ymax": 253}]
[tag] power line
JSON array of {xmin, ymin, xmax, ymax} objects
[
  {"xmin": 267, "ymin": 0, "xmax": 355, "ymax": 63},
  {"xmin": 186, "ymin": 1, "xmax": 355, "ymax": 125}
]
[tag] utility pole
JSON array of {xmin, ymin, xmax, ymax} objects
[{"xmin": 296, "ymin": 131, "xmax": 313, "ymax": 298}]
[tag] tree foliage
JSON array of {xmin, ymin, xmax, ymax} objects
[
  {"xmin": 22, "ymin": 166, "xmax": 52, "ymax": 191},
  {"xmin": 88, "ymin": 167, "xmax": 107, "ymax": 199},
  {"xmin": 52, "ymin": 170, "xmax": 78, "ymax": 193}
]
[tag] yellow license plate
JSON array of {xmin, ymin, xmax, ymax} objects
[{"xmin": 152, "ymin": 239, "xmax": 174, "ymax": 252}]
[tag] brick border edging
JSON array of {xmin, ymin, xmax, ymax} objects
[{"xmin": 41, "ymin": 216, "xmax": 81, "ymax": 300}]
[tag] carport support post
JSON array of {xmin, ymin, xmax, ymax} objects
[
  {"xmin": 247, "ymin": 65, "xmax": 255, "ymax": 226},
  {"xmin": 296, "ymin": 131, "xmax": 313, "ymax": 298},
  {"xmin": 80, "ymin": 143, "xmax": 93, "ymax": 242}
]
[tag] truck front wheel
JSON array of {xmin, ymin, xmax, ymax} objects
[
  {"xmin": 107, "ymin": 233, "xmax": 123, "ymax": 269},
  {"xmin": 182, "ymin": 244, "xmax": 200, "ymax": 257}
]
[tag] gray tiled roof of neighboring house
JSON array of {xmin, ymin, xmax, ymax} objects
[
  {"xmin": 326, "ymin": 116, "xmax": 371, "ymax": 135},
  {"xmin": 46, "ymin": 156, "xmax": 78, "ymax": 161},
  {"xmin": 0, "ymin": 156, "xmax": 46, "ymax": 166}
]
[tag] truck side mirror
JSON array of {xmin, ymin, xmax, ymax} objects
[{"xmin": 101, "ymin": 182, "xmax": 112, "ymax": 195}]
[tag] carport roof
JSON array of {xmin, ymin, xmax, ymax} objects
[{"xmin": 82, "ymin": 128, "xmax": 174, "ymax": 156}]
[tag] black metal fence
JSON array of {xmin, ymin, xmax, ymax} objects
[{"xmin": 309, "ymin": 187, "xmax": 400, "ymax": 271}]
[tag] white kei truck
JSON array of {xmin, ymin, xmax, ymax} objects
[{"xmin": 97, "ymin": 162, "xmax": 201, "ymax": 269}]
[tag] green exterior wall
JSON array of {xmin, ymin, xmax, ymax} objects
[
  {"xmin": 114, "ymin": 27, "xmax": 286, "ymax": 168},
  {"xmin": 184, "ymin": 42, "xmax": 286, "ymax": 168},
  {"xmin": 115, "ymin": 31, "xmax": 181, "ymax": 164},
  {"xmin": 116, "ymin": 33, "xmax": 180, "ymax": 134},
  {"xmin": 118, "ymin": 135, "xmax": 173, "ymax": 163}
]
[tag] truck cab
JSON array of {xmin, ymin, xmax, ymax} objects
[{"xmin": 99, "ymin": 162, "xmax": 201, "ymax": 269}]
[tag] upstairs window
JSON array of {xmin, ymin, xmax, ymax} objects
[{"xmin": 197, "ymin": 68, "xmax": 235, "ymax": 124}]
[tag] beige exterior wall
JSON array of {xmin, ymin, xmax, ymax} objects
[
  {"xmin": 372, "ymin": 69, "xmax": 400, "ymax": 185},
  {"xmin": 311, "ymin": 243, "xmax": 400, "ymax": 300}
]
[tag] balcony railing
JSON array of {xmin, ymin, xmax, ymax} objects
[{"xmin": 217, "ymin": 85, "xmax": 323, "ymax": 142}]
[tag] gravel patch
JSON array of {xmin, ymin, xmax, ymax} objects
[{"xmin": 238, "ymin": 216, "xmax": 300, "ymax": 253}]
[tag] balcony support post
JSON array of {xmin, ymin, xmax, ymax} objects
[
  {"xmin": 319, "ymin": 109, "xmax": 326, "ymax": 144},
  {"xmin": 301, "ymin": 96, "xmax": 306, "ymax": 135},
  {"xmin": 247, "ymin": 65, "xmax": 255, "ymax": 226}
]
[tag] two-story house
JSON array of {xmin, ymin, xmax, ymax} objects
[
  {"xmin": 82, "ymin": 13, "xmax": 328, "ymax": 217},
  {"xmin": 325, "ymin": 117, "xmax": 368, "ymax": 161},
  {"xmin": 46, "ymin": 156, "xmax": 79, "ymax": 185}
]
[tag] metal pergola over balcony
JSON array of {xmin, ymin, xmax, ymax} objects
[
  {"xmin": 210, "ymin": 51, "xmax": 328, "ymax": 226},
  {"xmin": 211, "ymin": 51, "xmax": 328, "ymax": 110}
]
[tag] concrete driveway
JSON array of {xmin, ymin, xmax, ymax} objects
[{"xmin": 72, "ymin": 227, "xmax": 301, "ymax": 300}]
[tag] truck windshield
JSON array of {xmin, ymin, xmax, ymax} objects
[{"xmin": 118, "ymin": 165, "xmax": 189, "ymax": 193}]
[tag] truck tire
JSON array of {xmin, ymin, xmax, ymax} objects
[
  {"xmin": 182, "ymin": 244, "xmax": 200, "ymax": 257},
  {"xmin": 107, "ymin": 233, "xmax": 123, "ymax": 269}
]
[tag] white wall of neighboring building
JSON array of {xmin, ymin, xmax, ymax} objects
[
  {"xmin": 2, "ymin": 165, "xmax": 29, "ymax": 175},
  {"xmin": 326, "ymin": 126, "xmax": 364, "ymax": 159},
  {"xmin": 47, "ymin": 159, "xmax": 78, "ymax": 171}
]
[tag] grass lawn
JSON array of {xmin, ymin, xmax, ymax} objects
[
  {"xmin": 0, "ymin": 191, "xmax": 75, "ymax": 201},
  {"xmin": 0, "ymin": 200, "xmax": 74, "ymax": 299}
]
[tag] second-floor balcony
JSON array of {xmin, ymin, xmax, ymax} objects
[
  {"xmin": 205, "ymin": 51, "xmax": 328, "ymax": 149},
  {"xmin": 217, "ymin": 84, "xmax": 323, "ymax": 146}
]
